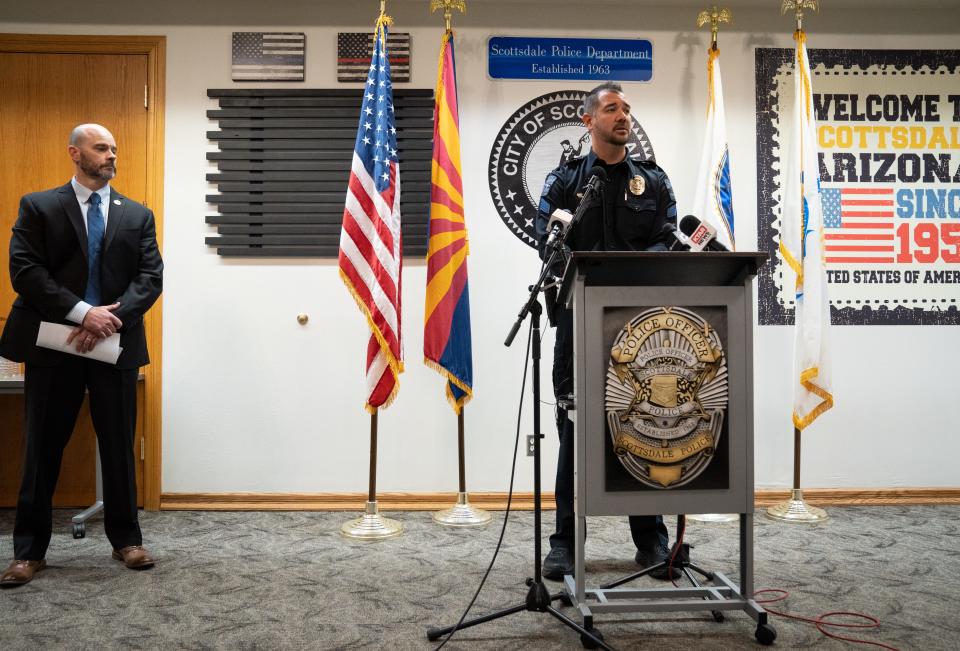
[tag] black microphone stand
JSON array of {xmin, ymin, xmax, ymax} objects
[{"xmin": 427, "ymin": 177, "xmax": 613, "ymax": 650}]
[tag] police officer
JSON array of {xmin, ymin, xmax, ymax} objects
[{"xmin": 535, "ymin": 82, "xmax": 677, "ymax": 581}]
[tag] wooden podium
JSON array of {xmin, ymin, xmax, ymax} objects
[{"xmin": 560, "ymin": 251, "xmax": 776, "ymax": 645}]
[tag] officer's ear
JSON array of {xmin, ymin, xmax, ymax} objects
[{"xmin": 582, "ymin": 111, "xmax": 594, "ymax": 131}]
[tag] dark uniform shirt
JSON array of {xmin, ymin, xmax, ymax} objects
[
  {"xmin": 535, "ymin": 150, "xmax": 678, "ymax": 399},
  {"xmin": 535, "ymin": 150, "xmax": 678, "ymax": 258}
]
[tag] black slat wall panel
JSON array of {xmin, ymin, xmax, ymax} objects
[{"xmin": 206, "ymin": 88, "xmax": 434, "ymax": 257}]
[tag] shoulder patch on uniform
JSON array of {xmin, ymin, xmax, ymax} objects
[{"xmin": 540, "ymin": 173, "xmax": 557, "ymax": 198}]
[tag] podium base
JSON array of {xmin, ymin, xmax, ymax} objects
[
  {"xmin": 340, "ymin": 501, "xmax": 404, "ymax": 540},
  {"xmin": 765, "ymin": 489, "xmax": 828, "ymax": 523},
  {"xmin": 433, "ymin": 492, "xmax": 492, "ymax": 527}
]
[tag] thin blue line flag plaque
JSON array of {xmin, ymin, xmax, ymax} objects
[{"xmin": 488, "ymin": 36, "xmax": 653, "ymax": 81}]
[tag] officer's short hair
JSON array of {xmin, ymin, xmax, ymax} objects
[{"xmin": 583, "ymin": 82, "xmax": 624, "ymax": 116}]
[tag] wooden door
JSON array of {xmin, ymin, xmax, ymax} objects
[{"xmin": 0, "ymin": 38, "xmax": 164, "ymax": 508}]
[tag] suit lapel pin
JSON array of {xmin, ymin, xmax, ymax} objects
[{"xmin": 113, "ymin": 199, "xmax": 122, "ymax": 206}]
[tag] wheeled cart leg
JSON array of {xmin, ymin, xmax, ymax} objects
[{"xmin": 71, "ymin": 453, "xmax": 103, "ymax": 539}]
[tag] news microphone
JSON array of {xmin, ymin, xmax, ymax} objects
[
  {"xmin": 544, "ymin": 208, "xmax": 573, "ymax": 251},
  {"xmin": 659, "ymin": 222, "xmax": 690, "ymax": 251},
  {"xmin": 547, "ymin": 208, "xmax": 573, "ymax": 233},
  {"xmin": 679, "ymin": 214, "xmax": 729, "ymax": 252}
]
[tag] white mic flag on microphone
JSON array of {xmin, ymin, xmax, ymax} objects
[{"xmin": 546, "ymin": 208, "xmax": 573, "ymax": 233}]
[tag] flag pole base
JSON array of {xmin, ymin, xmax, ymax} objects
[
  {"xmin": 340, "ymin": 501, "xmax": 404, "ymax": 540},
  {"xmin": 432, "ymin": 491, "xmax": 492, "ymax": 527},
  {"xmin": 765, "ymin": 489, "xmax": 828, "ymax": 523},
  {"xmin": 687, "ymin": 513, "xmax": 738, "ymax": 523}
]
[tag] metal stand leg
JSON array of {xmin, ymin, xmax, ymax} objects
[
  {"xmin": 427, "ymin": 300, "xmax": 613, "ymax": 650},
  {"xmin": 71, "ymin": 452, "xmax": 103, "ymax": 539}
]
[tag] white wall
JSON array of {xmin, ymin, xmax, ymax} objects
[{"xmin": 4, "ymin": 1, "xmax": 959, "ymax": 493}]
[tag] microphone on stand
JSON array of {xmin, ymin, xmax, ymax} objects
[
  {"xmin": 544, "ymin": 167, "xmax": 609, "ymax": 252},
  {"xmin": 679, "ymin": 214, "xmax": 729, "ymax": 251},
  {"xmin": 544, "ymin": 209, "xmax": 573, "ymax": 250},
  {"xmin": 541, "ymin": 167, "xmax": 609, "ymax": 326}
]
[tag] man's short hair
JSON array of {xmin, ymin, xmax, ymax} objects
[
  {"xmin": 69, "ymin": 123, "xmax": 109, "ymax": 147},
  {"xmin": 69, "ymin": 125, "xmax": 89, "ymax": 147},
  {"xmin": 583, "ymin": 82, "xmax": 625, "ymax": 115}
]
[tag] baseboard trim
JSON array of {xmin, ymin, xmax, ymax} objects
[
  {"xmin": 160, "ymin": 488, "xmax": 960, "ymax": 511},
  {"xmin": 753, "ymin": 487, "xmax": 960, "ymax": 506},
  {"xmin": 159, "ymin": 492, "xmax": 553, "ymax": 511}
]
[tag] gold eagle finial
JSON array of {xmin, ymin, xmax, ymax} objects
[
  {"xmin": 781, "ymin": 0, "xmax": 820, "ymax": 31},
  {"xmin": 696, "ymin": 6, "xmax": 733, "ymax": 50},
  {"xmin": 431, "ymin": 0, "xmax": 466, "ymax": 31}
]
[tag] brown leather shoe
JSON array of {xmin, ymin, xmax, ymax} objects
[
  {"xmin": 111, "ymin": 545, "xmax": 155, "ymax": 570},
  {"xmin": 0, "ymin": 559, "xmax": 46, "ymax": 587}
]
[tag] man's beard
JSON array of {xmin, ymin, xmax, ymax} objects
[
  {"xmin": 79, "ymin": 152, "xmax": 116, "ymax": 181},
  {"xmin": 595, "ymin": 123, "xmax": 630, "ymax": 147}
]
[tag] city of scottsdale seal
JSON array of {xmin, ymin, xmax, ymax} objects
[
  {"xmin": 488, "ymin": 90, "xmax": 656, "ymax": 248},
  {"xmin": 605, "ymin": 307, "xmax": 728, "ymax": 489}
]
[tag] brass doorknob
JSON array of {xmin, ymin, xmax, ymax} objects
[{"xmin": 297, "ymin": 313, "xmax": 309, "ymax": 325}]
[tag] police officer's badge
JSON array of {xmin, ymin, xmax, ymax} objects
[
  {"xmin": 628, "ymin": 175, "xmax": 646, "ymax": 196},
  {"xmin": 605, "ymin": 307, "xmax": 728, "ymax": 489}
]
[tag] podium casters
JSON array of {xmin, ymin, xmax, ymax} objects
[
  {"xmin": 755, "ymin": 623, "xmax": 777, "ymax": 645},
  {"xmin": 72, "ymin": 523, "xmax": 85, "ymax": 539},
  {"xmin": 712, "ymin": 610, "xmax": 724, "ymax": 623}
]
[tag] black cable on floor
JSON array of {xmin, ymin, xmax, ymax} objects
[{"xmin": 435, "ymin": 320, "xmax": 533, "ymax": 649}]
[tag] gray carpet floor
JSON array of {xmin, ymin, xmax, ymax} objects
[{"xmin": 1, "ymin": 505, "xmax": 957, "ymax": 650}]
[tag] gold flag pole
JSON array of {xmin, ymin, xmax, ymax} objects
[
  {"xmin": 696, "ymin": 4, "xmax": 731, "ymax": 52},
  {"xmin": 425, "ymin": 0, "xmax": 489, "ymax": 528},
  {"xmin": 767, "ymin": 0, "xmax": 828, "ymax": 524},
  {"xmin": 341, "ymin": 409, "xmax": 404, "ymax": 539},
  {"xmin": 687, "ymin": 5, "xmax": 737, "ymax": 525},
  {"xmin": 433, "ymin": 407, "xmax": 491, "ymax": 526}
]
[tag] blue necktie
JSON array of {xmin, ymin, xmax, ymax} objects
[{"xmin": 84, "ymin": 192, "xmax": 105, "ymax": 305}]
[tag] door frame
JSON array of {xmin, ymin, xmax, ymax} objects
[{"xmin": 0, "ymin": 34, "xmax": 166, "ymax": 509}]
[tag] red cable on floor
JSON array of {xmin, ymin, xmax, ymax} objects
[{"xmin": 753, "ymin": 588, "xmax": 900, "ymax": 651}]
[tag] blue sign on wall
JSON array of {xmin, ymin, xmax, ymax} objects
[{"xmin": 488, "ymin": 36, "xmax": 653, "ymax": 82}]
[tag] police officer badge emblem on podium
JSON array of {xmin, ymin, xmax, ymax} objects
[{"xmin": 605, "ymin": 307, "xmax": 728, "ymax": 489}]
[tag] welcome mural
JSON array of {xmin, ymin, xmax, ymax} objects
[{"xmin": 756, "ymin": 49, "xmax": 960, "ymax": 326}]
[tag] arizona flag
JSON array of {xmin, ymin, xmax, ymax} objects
[
  {"xmin": 339, "ymin": 14, "xmax": 404, "ymax": 412},
  {"xmin": 693, "ymin": 45, "xmax": 735, "ymax": 250},
  {"xmin": 779, "ymin": 29, "xmax": 834, "ymax": 430},
  {"xmin": 424, "ymin": 29, "xmax": 473, "ymax": 413}
]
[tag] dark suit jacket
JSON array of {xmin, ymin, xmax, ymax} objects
[{"xmin": 0, "ymin": 182, "xmax": 163, "ymax": 369}]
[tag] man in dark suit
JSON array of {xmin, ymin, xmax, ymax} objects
[{"xmin": 0, "ymin": 124, "xmax": 163, "ymax": 587}]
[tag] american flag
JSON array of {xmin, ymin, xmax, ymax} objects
[
  {"xmin": 232, "ymin": 32, "xmax": 305, "ymax": 81},
  {"xmin": 823, "ymin": 187, "xmax": 895, "ymax": 264},
  {"xmin": 338, "ymin": 19, "xmax": 403, "ymax": 411},
  {"xmin": 338, "ymin": 32, "xmax": 411, "ymax": 83}
]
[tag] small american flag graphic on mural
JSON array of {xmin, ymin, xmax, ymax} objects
[
  {"xmin": 822, "ymin": 187, "xmax": 896, "ymax": 264},
  {"xmin": 337, "ymin": 32, "xmax": 410, "ymax": 83},
  {"xmin": 232, "ymin": 32, "xmax": 305, "ymax": 81}
]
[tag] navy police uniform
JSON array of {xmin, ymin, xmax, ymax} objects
[{"xmin": 535, "ymin": 150, "xmax": 677, "ymax": 555}]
